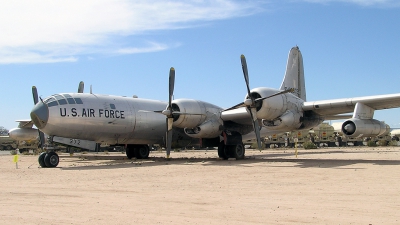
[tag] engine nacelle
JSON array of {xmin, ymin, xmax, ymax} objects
[
  {"xmin": 246, "ymin": 87, "xmax": 288, "ymax": 120},
  {"xmin": 262, "ymin": 110, "xmax": 302, "ymax": 131},
  {"xmin": 184, "ymin": 119, "xmax": 223, "ymax": 138},
  {"xmin": 341, "ymin": 119, "xmax": 389, "ymax": 138},
  {"xmin": 171, "ymin": 99, "xmax": 223, "ymax": 129}
]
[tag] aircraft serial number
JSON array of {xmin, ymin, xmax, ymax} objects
[
  {"xmin": 60, "ymin": 108, "xmax": 125, "ymax": 119},
  {"xmin": 70, "ymin": 139, "xmax": 80, "ymax": 145}
]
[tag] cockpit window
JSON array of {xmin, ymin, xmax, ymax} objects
[
  {"xmin": 43, "ymin": 94, "xmax": 83, "ymax": 107},
  {"xmin": 44, "ymin": 96, "xmax": 59, "ymax": 107},
  {"xmin": 66, "ymin": 98, "xmax": 76, "ymax": 104},
  {"xmin": 74, "ymin": 98, "xmax": 83, "ymax": 104},
  {"xmin": 52, "ymin": 94, "xmax": 68, "ymax": 105}
]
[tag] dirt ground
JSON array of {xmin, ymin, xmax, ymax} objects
[{"xmin": 1, "ymin": 147, "xmax": 400, "ymax": 225}]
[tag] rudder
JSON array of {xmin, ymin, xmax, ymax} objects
[{"xmin": 279, "ymin": 46, "xmax": 306, "ymax": 101}]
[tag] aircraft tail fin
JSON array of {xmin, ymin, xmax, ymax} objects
[{"xmin": 279, "ymin": 46, "xmax": 306, "ymax": 101}]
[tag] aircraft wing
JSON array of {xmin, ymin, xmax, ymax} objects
[
  {"xmin": 220, "ymin": 107, "xmax": 253, "ymax": 125},
  {"xmin": 16, "ymin": 120, "xmax": 34, "ymax": 128},
  {"xmin": 303, "ymin": 93, "xmax": 400, "ymax": 117}
]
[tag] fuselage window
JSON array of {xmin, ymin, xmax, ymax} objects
[{"xmin": 110, "ymin": 104, "xmax": 116, "ymax": 109}]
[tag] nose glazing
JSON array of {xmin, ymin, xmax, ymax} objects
[{"xmin": 30, "ymin": 102, "xmax": 49, "ymax": 129}]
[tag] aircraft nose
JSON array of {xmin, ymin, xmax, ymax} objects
[{"xmin": 30, "ymin": 101, "xmax": 49, "ymax": 129}]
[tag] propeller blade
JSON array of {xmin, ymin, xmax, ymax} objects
[
  {"xmin": 32, "ymin": 86, "xmax": 46, "ymax": 150},
  {"xmin": 169, "ymin": 67, "xmax": 175, "ymax": 109},
  {"xmin": 78, "ymin": 81, "xmax": 84, "ymax": 93},
  {"xmin": 241, "ymin": 55, "xmax": 252, "ymax": 98},
  {"xmin": 32, "ymin": 86, "xmax": 39, "ymax": 105},
  {"xmin": 249, "ymin": 108, "xmax": 262, "ymax": 149},
  {"xmin": 166, "ymin": 117, "xmax": 174, "ymax": 158},
  {"xmin": 38, "ymin": 130, "xmax": 46, "ymax": 149}
]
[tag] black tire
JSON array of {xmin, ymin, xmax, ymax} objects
[
  {"xmin": 134, "ymin": 145, "xmax": 149, "ymax": 159},
  {"xmin": 218, "ymin": 141, "xmax": 228, "ymax": 160},
  {"xmin": 126, "ymin": 146, "xmax": 134, "ymax": 159},
  {"xmin": 38, "ymin": 152, "xmax": 47, "ymax": 168},
  {"xmin": 229, "ymin": 144, "xmax": 245, "ymax": 160},
  {"xmin": 44, "ymin": 152, "xmax": 59, "ymax": 167},
  {"xmin": 6, "ymin": 145, "xmax": 13, "ymax": 150}
]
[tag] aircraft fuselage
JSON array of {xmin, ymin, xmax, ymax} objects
[{"xmin": 31, "ymin": 93, "xmax": 174, "ymax": 145}]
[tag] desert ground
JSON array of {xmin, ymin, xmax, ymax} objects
[{"xmin": 1, "ymin": 147, "xmax": 399, "ymax": 225}]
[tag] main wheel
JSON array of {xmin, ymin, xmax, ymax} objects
[
  {"xmin": 44, "ymin": 152, "xmax": 59, "ymax": 167},
  {"xmin": 134, "ymin": 145, "xmax": 149, "ymax": 159},
  {"xmin": 126, "ymin": 146, "xmax": 134, "ymax": 159},
  {"xmin": 229, "ymin": 144, "xmax": 245, "ymax": 160},
  {"xmin": 218, "ymin": 141, "xmax": 228, "ymax": 160},
  {"xmin": 38, "ymin": 152, "xmax": 47, "ymax": 168}
]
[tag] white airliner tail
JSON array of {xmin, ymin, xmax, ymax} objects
[{"xmin": 279, "ymin": 46, "xmax": 306, "ymax": 101}]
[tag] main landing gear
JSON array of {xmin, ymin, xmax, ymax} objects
[
  {"xmin": 218, "ymin": 141, "xmax": 245, "ymax": 160},
  {"xmin": 38, "ymin": 151, "xmax": 59, "ymax": 168},
  {"xmin": 125, "ymin": 144, "xmax": 150, "ymax": 159}
]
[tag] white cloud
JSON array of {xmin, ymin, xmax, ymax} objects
[{"xmin": 0, "ymin": 0, "xmax": 263, "ymax": 64}]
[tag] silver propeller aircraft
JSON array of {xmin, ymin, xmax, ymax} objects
[{"xmin": 30, "ymin": 46, "xmax": 400, "ymax": 167}]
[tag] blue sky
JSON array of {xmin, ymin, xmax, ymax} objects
[{"xmin": 1, "ymin": 0, "xmax": 400, "ymax": 130}]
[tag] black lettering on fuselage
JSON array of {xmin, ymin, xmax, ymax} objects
[
  {"xmin": 71, "ymin": 108, "xmax": 77, "ymax": 117},
  {"xmin": 99, "ymin": 109, "xmax": 104, "ymax": 117},
  {"xmin": 99, "ymin": 109, "xmax": 125, "ymax": 119},
  {"xmin": 60, "ymin": 108, "xmax": 67, "ymax": 117},
  {"xmin": 90, "ymin": 109, "xmax": 95, "ymax": 117},
  {"xmin": 82, "ymin": 108, "xmax": 87, "ymax": 117}
]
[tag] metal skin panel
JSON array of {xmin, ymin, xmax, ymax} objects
[
  {"xmin": 35, "ymin": 93, "xmax": 169, "ymax": 145},
  {"xmin": 172, "ymin": 99, "xmax": 223, "ymax": 129}
]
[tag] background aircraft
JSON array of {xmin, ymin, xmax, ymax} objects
[{"xmin": 30, "ymin": 46, "xmax": 400, "ymax": 167}]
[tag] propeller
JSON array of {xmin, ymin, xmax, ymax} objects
[
  {"xmin": 32, "ymin": 86, "xmax": 46, "ymax": 150},
  {"xmin": 162, "ymin": 67, "xmax": 175, "ymax": 158},
  {"xmin": 228, "ymin": 55, "xmax": 294, "ymax": 150},
  {"xmin": 239, "ymin": 55, "xmax": 263, "ymax": 149}
]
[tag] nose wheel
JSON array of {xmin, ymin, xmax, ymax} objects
[{"xmin": 38, "ymin": 151, "xmax": 60, "ymax": 168}]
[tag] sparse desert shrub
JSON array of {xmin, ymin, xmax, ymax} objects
[
  {"xmin": 10, "ymin": 150, "xmax": 17, "ymax": 155},
  {"xmin": 367, "ymin": 140, "xmax": 377, "ymax": 147},
  {"xmin": 377, "ymin": 140, "xmax": 388, "ymax": 146},
  {"xmin": 303, "ymin": 141, "xmax": 317, "ymax": 149}
]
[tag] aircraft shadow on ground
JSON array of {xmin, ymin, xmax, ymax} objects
[{"xmin": 58, "ymin": 150, "xmax": 400, "ymax": 170}]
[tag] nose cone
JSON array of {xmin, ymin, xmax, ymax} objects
[{"xmin": 30, "ymin": 102, "xmax": 49, "ymax": 129}]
